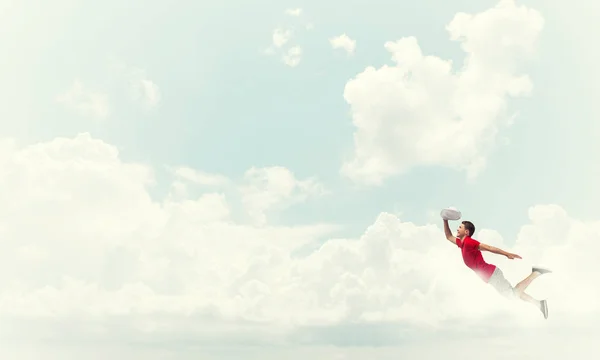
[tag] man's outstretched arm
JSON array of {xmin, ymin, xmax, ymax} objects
[
  {"xmin": 479, "ymin": 243, "xmax": 522, "ymax": 259},
  {"xmin": 443, "ymin": 220, "xmax": 456, "ymax": 244}
]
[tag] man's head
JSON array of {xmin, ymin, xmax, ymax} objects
[{"xmin": 457, "ymin": 220, "xmax": 475, "ymax": 238}]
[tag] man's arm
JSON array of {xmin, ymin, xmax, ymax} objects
[
  {"xmin": 479, "ymin": 243, "xmax": 522, "ymax": 259},
  {"xmin": 443, "ymin": 219, "xmax": 456, "ymax": 244}
]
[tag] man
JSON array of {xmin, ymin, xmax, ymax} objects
[{"xmin": 443, "ymin": 218, "xmax": 551, "ymax": 319}]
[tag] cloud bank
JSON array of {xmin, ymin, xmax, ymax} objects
[{"xmin": 0, "ymin": 133, "xmax": 595, "ymax": 348}]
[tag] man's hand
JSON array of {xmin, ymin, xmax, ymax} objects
[{"xmin": 506, "ymin": 253, "xmax": 522, "ymax": 260}]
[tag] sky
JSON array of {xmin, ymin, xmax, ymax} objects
[{"xmin": 0, "ymin": 0, "xmax": 598, "ymax": 358}]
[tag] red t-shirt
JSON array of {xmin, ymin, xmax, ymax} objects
[{"xmin": 456, "ymin": 236, "xmax": 496, "ymax": 282}]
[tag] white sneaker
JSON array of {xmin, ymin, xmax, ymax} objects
[
  {"xmin": 532, "ymin": 266, "xmax": 552, "ymax": 275},
  {"xmin": 540, "ymin": 299, "xmax": 548, "ymax": 319}
]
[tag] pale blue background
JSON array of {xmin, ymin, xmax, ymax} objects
[
  {"xmin": 1, "ymin": 0, "xmax": 599, "ymax": 358},
  {"xmin": 2, "ymin": 0, "xmax": 597, "ymax": 243}
]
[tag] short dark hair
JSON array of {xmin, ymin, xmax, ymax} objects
[{"xmin": 462, "ymin": 221, "xmax": 475, "ymax": 236}]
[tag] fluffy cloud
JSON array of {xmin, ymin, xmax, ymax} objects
[
  {"xmin": 239, "ymin": 166, "xmax": 326, "ymax": 226},
  {"xmin": 0, "ymin": 133, "xmax": 596, "ymax": 350},
  {"xmin": 172, "ymin": 166, "xmax": 231, "ymax": 187},
  {"xmin": 56, "ymin": 62, "xmax": 161, "ymax": 119},
  {"xmin": 107, "ymin": 58, "xmax": 161, "ymax": 109},
  {"xmin": 169, "ymin": 165, "xmax": 324, "ymax": 225},
  {"xmin": 129, "ymin": 67, "xmax": 161, "ymax": 108},
  {"xmin": 282, "ymin": 46, "xmax": 303, "ymax": 67},
  {"xmin": 56, "ymin": 80, "xmax": 110, "ymax": 119},
  {"xmin": 285, "ymin": 8, "xmax": 303, "ymax": 17},
  {"xmin": 265, "ymin": 28, "xmax": 303, "ymax": 67},
  {"xmin": 265, "ymin": 8, "xmax": 312, "ymax": 67},
  {"xmin": 341, "ymin": 0, "xmax": 544, "ymax": 185},
  {"xmin": 272, "ymin": 28, "xmax": 292, "ymax": 48},
  {"xmin": 266, "ymin": 29, "xmax": 303, "ymax": 67},
  {"xmin": 330, "ymin": 34, "xmax": 356, "ymax": 55}
]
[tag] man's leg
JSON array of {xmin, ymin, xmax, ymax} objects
[
  {"xmin": 513, "ymin": 266, "xmax": 552, "ymax": 318},
  {"xmin": 514, "ymin": 266, "xmax": 552, "ymax": 294}
]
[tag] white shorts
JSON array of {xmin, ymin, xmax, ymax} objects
[{"xmin": 488, "ymin": 267, "xmax": 516, "ymax": 299}]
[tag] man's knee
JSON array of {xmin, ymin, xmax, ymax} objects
[
  {"xmin": 511, "ymin": 286, "xmax": 522, "ymax": 297},
  {"xmin": 515, "ymin": 288, "xmax": 529, "ymax": 300}
]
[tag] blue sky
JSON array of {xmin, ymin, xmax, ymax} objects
[
  {"xmin": 0, "ymin": 0, "xmax": 598, "ymax": 358},
  {"xmin": 4, "ymin": 0, "xmax": 596, "ymax": 241}
]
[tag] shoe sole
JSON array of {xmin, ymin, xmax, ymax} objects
[
  {"xmin": 541, "ymin": 300, "xmax": 548, "ymax": 319},
  {"xmin": 533, "ymin": 266, "xmax": 552, "ymax": 274}
]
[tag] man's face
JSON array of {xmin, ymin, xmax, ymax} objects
[{"xmin": 457, "ymin": 223, "xmax": 467, "ymax": 238}]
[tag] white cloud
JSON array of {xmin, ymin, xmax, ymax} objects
[
  {"xmin": 265, "ymin": 10, "xmax": 312, "ymax": 67},
  {"xmin": 285, "ymin": 8, "xmax": 302, "ymax": 17},
  {"xmin": 166, "ymin": 167, "xmax": 231, "ymax": 203},
  {"xmin": 272, "ymin": 28, "xmax": 292, "ymax": 48},
  {"xmin": 282, "ymin": 46, "xmax": 302, "ymax": 67},
  {"xmin": 169, "ymin": 165, "xmax": 324, "ymax": 225},
  {"xmin": 56, "ymin": 60, "xmax": 161, "ymax": 119},
  {"xmin": 330, "ymin": 34, "xmax": 356, "ymax": 55},
  {"xmin": 0, "ymin": 132, "xmax": 596, "ymax": 360},
  {"xmin": 107, "ymin": 58, "xmax": 161, "ymax": 109},
  {"xmin": 0, "ymin": 132, "xmax": 596, "ymax": 342},
  {"xmin": 266, "ymin": 30, "xmax": 303, "ymax": 67},
  {"xmin": 173, "ymin": 166, "xmax": 230, "ymax": 187},
  {"xmin": 56, "ymin": 80, "xmax": 109, "ymax": 119},
  {"xmin": 0, "ymin": 134, "xmax": 336, "ymax": 325},
  {"xmin": 129, "ymin": 67, "xmax": 161, "ymax": 108},
  {"xmin": 239, "ymin": 166, "xmax": 325, "ymax": 226},
  {"xmin": 341, "ymin": 0, "xmax": 544, "ymax": 185}
]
